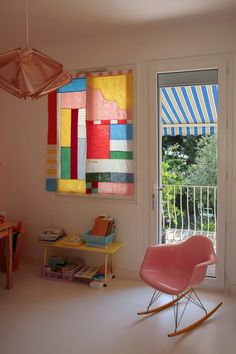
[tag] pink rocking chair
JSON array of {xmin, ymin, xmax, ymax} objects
[{"xmin": 138, "ymin": 236, "xmax": 222, "ymax": 336}]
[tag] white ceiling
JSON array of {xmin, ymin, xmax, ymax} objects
[{"xmin": 0, "ymin": 0, "xmax": 236, "ymax": 48}]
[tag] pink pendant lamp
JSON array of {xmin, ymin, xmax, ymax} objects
[{"xmin": 0, "ymin": 1, "xmax": 72, "ymax": 99}]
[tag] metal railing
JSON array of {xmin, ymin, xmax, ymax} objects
[{"xmin": 161, "ymin": 185, "xmax": 217, "ymax": 244}]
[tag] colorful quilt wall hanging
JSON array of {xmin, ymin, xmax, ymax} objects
[{"xmin": 46, "ymin": 70, "xmax": 134, "ymax": 196}]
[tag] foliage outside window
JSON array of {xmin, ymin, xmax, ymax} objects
[{"xmin": 162, "ymin": 135, "xmax": 217, "ymax": 231}]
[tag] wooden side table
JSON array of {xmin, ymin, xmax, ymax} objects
[{"xmin": 0, "ymin": 222, "xmax": 15, "ymax": 289}]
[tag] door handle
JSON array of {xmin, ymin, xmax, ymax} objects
[
  {"xmin": 152, "ymin": 187, "xmax": 163, "ymax": 192},
  {"xmin": 152, "ymin": 187, "xmax": 163, "ymax": 210}
]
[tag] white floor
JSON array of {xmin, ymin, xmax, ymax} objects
[{"xmin": 0, "ymin": 265, "xmax": 236, "ymax": 354}]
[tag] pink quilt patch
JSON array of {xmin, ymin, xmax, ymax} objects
[{"xmin": 61, "ymin": 91, "xmax": 86, "ymax": 109}]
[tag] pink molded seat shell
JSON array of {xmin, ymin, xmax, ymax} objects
[{"xmin": 140, "ymin": 236, "xmax": 217, "ymax": 295}]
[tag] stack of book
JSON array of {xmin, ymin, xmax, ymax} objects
[
  {"xmin": 58, "ymin": 234, "xmax": 82, "ymax": 246},
  {"xmin": 38, "ymin": 228, "xmax": 65, "ymax": 242},
  {"xmin": 92, "ymin": 272, "xmax": 113, "ymax": 282},
  {"xmin": 90, "ymin": 265, "xmax": 113, "ymax": 288},
  {"xmin": 90, "ymin": 216, "xmax": 114, "ymax": 236},
  {"xmin": 81, "ymin": 215, "xmax": 115, "ymax": 247},
  {"xmin": 73, "ymin": 265, "xmax": 98, "ymax": 281},
  {"xmin": 42, "ymin": 257, "xmax": 85, "ymax": 282}
]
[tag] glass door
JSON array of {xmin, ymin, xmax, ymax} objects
[{"xmin": 148, "ymin": 56, "xmax": 227, "ymax": 288}]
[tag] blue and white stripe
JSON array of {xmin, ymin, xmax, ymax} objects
[{"xmin": 161, "ymin": 84, "xmax": 218, "ymax": 136}]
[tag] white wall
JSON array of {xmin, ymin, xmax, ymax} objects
[{"xmin": 1, "ymin": 13, "xmax": 236, "ymax": 289}]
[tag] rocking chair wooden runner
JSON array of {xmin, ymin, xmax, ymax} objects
[{"xmin": 138, "ymin": 236, "xmax": 223, "ymax": 337}]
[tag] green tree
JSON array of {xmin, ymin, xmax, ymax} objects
[
  {"xmin": 161, "ymin": 135, "xmax": 217, "ymax": 231},
  {"xmin": 162, "ymin": 145, "xmax": 185, "ymax": 227},
  {"xmin": 162, "ymin": 143, "xmax": 187, "ymax": 184},
  {"xmin": 162, "ymin": 135, "xmax": 202, "ymax": 166},
  {"xmin": 185, "ymin": 136, "xmax": 217, "ymax": 186}
]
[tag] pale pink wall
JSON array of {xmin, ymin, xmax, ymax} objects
[{"xmin": 1, "ymin": 13, "xmax": 236, "ymax": 286}]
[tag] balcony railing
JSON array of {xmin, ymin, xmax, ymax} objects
[{"xmin": 162, "ymin": 185, "xmax": 217, "ymax": 246}]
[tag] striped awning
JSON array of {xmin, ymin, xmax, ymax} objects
[{"xmin": 161, "ymin": 84, "xmax": 218, "ymax": 136}]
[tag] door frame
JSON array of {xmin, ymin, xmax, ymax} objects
[{"xmin": 147, "ymin": 54, "xmax": 231, "ymax": 289}]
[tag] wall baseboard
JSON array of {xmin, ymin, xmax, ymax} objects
[
  {"xmin": 230, "ymin": 284, "xmax": 236, "ymax": 294},
  {"xmin": 115, "ymin": 268, "xmax": 140, "ymax": 280},
  {"xmin": 21, "ymin": 255, "xmax": 42, "ymax": 267}
]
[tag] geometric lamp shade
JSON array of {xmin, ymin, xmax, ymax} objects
[{"xmin": 0, "ymin": 47, "xmax": 72, "ymax": 99}]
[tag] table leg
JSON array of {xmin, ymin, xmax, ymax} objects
[
  {"xmin": 103, "ymin": 253, "xmax": 109, "ymax": 286},
  {"xmin": 6, "ymin": 228, "xmax": 13, "ymax": 289},
  {"xmin": 112, "ymin": 254, "xmax": 115, "ymax": 278}
]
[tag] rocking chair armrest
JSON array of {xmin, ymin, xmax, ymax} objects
[
  {"xmin": 189, "ymin": 256, "xmax": 217, "ymax": 285},
  {"xmin": 195, "ymin": 255, "xmax": 218, "ymax": 269}
]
